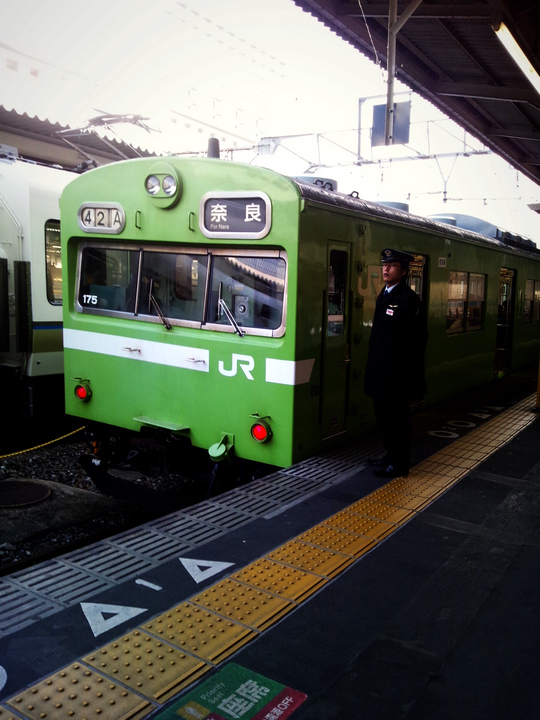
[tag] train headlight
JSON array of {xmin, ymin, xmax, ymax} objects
[
  {"xmin": 162, "ymin": 175, "xmax": 177, "ymax": 196},
  {"xmin": 144, "ymin": 163, "xmax": 182, "ymax": 209},
  {"xmin": 251, "ymin": 420, "xmax": 272, "ymax": 443},
  {"xmin": 73, "ymin": 380, "xmax": 92, "ymax": 401},
  {"xmin": 145, "ymin": 175, "xmax": 160, "ymax": 195}
]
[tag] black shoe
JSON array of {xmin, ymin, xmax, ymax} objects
[
  {"xmin": 368, "ymin": 456, "xmax": 388, "ymax": 467},
  {"xmin": 373, "ymin": 464, "xmax": 409, "ymax": 479}
]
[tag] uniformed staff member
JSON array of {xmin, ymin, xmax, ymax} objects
[{"xmin": 364, "ymin": 248, "xmax": 427, "ymax": 478}]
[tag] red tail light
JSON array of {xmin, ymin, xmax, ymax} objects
[
  {"xmin": 251, "ymin": 420, "xmax": 272, "ymax": 443},
  {"xmin": 74, "ymin": 383, "xmax": 92, "ymax": 401}
]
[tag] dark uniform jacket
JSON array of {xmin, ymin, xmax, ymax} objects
[{"xmin": 364, "ymin": 280, "xmax": 427, "ymax": 399}]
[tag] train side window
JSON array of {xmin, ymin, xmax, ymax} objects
[
  {"xmin": 524, "ymin": 280, "xmax": 534, "ymax": 322},
  {"xmin": 78, "ymin": 246, "xmax": 139, "ymax": 313},
  {"xmin": 327, "ymin": 249, "xmax": 346, "ymax": 336},
  {"xmin": 524, "ymin": 279, "xmax": 540, "ymax": 322},
  {"xmin": 207, "ymin": 254, "xmax": 286, "ymax": 332},
  {"xmin": 447, "ymin": 271, "xmax": 467, "ymax": 334},
  {"xmin": 447, "ymin": 271, "xmax": 486, "ymax": 333},
  {"xmin": 407, "ymin": 254, "xmax": 426, "ymax": 299},
  {"xmin": 467, "ymin": 273, "xmax": 486, "ymax": 331},
  {"xmin": 45, "ymin": 220, "xmax": 62, "ymax": 304}
]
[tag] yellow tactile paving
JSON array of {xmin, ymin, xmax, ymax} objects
[
  {"xmin": 230, "ymin": 557, "xmax": 327, "ymax": 603},
  {"xmin": 322, "ymin": 510, "xmax": 396, "ymax": 540},
  {"xmin": 6, "ymin": 394, "xmax": 537, "ymax": 718},
  {"xmin": 348, "ymin": 499, "xmax": 415, "ymax": 525},
  {"xmin": 266, "ymin": 539, "xmax": 355, "ymax": 578},
  {"xmin": 367, "ymin": 487, "xmax": 432, "ymax": 511},
  {"xmin": 297, "ymin": 524, "xmax": 378, "ymax": 556},
  {"xmin": 190, "ymin": 578, "xmax": 294, "ymax": 631},
  {"xmin": 6, "ymin": 663, "xmax": 155, "ymax": 719},
  {"xmin": 0, "ymin": 706, "xmax": 21, "ymax": 720},
  {"xmin": 388, "ymin": 477, "xmax": 446, "ymax": 498},
  {"xmin": 83, "ymin": 631, "xmax": 210, "ymax": 703},
  {"xmin": 143, "ymin": 602, "xmax": 257, "ymax": 663}
]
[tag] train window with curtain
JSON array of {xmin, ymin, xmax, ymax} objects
[
  {"xmin": 447, "ymin": 271, "xmax": 467, "ymax": 334},
  {"xmin": 45, "ymin": 220, "xmax": 62, "ymax": 304},
  {"xmin": 467, "ymin": 273, "xmax": 486, "ymax": 331}
]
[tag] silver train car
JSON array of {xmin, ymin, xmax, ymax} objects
[{"xmin": 0, "ymin": 157, "xmax": 75, "ymax": 416}]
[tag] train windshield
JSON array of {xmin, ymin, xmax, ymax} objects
[
  {"xmin": 140, "ymin": 251, "xmax": 207, "ymax": 323},
  {"xmin": 206, "ymin": 254, "xmax": 286, "ymax": 332},
  {"xmin": 76, "ymin": 244, "xmax": 286, "ymax": 337},
  {"xmin": 78, "ymin": 246, "xmax": 140, "ymax": 313}
]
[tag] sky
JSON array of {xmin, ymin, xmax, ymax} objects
[{"xmin": 1, "ymin": 0, "xmax": 540, "ymax": 243}]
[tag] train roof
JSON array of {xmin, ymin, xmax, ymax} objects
[{"xmin": 293, "ymin": 177, "xmax": 540, "ymax": 260}]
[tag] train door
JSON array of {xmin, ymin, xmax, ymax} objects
[
  {"xmin": 321, "ymin": 242, "xmax": 350, "ymax": 439},
  {"xmin": 496, "ymin": 267, "xmax": 515, "ymax": 370}
]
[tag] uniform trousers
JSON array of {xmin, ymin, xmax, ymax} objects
[{"xmin": 372, "ymin": 393, "xmax": 411, "ymax": 470}]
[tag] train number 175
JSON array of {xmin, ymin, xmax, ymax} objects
[{"xmin": 83, "ymin": 294, "xmax": 98, "ymax": 305}]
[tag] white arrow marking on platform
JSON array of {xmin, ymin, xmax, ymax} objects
[
  {"xmin": 0, "ymin": 666, "xmax": 6, "ymax": 692},
  {"xmin": 179, "ymin": 557, "xmax": 235, "ymax": 583},
  {"xmin": 135, "ymin": 579, "xmax": 162, "ymax": 591},
  {"xmin": 80, "ymin": 602, "xmax": 148, "ymax": 638}
]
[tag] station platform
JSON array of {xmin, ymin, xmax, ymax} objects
[{"xmin": 0, "ymin": 378, "xmax": 539, "ymax": 720}]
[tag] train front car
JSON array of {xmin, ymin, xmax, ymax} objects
[{"xmin": 60, "ymin": 158, "xmax": 309, "ymax": 469}]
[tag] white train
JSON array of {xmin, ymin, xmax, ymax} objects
[{"xmin": 0, "ymin": 156, "xmax": 75, "ymax": 417}]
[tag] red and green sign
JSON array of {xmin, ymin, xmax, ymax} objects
[{"xmin": 156, "ymin": 663, "xmax": 307, "ymax": 720}]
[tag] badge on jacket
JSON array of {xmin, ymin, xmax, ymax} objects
[{"xmin": 386, "ymin": 308, "xmax": 394, "ymax": 316}]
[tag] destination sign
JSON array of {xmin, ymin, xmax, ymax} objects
[{"xmin": 200, "ymin": 192, "xmax": 271, "ymax": 239}]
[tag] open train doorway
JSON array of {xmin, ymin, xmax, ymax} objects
[{"xmin": 496, "ymin": 267, "xmax": 515, "ymax": 371}]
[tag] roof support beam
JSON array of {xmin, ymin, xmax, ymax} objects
[
  {"xmin": 342, "ymin": 3, "xmax": 489, "ymax": 20},
  {"xmin": 488, "ymin": 128, "xmax": 540, "ymax": 141},
  {"xmin": 434, "ymin": 81, "xmax": 540, "ymax": 107}
]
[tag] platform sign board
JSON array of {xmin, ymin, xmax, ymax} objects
[
  {"xmin": 371, "ymin": 101, "xmax": 411, "ymax": 146},
  {"xmin": 156, "ymin": 663, "xmax": 307, "ymax": 719}
]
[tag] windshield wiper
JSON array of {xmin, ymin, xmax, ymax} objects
[
  {"xmin": 219, "ymin": 298, "xmax": 245, "ymax": 337},
  {"xmin": 149, "ymin": 279, "xmax": 172, "ymax": 330}
]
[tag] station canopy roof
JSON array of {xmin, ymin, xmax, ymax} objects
[
  {"xmin": 294, "ymin": 0, "xmax": 540, "ymax": 186},
  {"xmin": 1, "ymin": 0, "xmax": 540, "ymax": 188}
]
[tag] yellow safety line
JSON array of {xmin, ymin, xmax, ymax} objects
[
  {"xmin": 0, "ymin": 426, "xmax": 86, "ymax": 460},
  {"xmin": 4, "ymin": 396, "xmax": 537, "ymax": 719}
]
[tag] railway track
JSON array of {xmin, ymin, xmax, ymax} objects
[{"xmin": 0, "ymin": 423, "xmax": 261, "ymax": 575}]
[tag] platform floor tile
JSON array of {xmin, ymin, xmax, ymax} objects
[
  {"xmin": 0, "ymin": 706, "xmax": 21, "ymax": 720},
  {"xmin": 83, "ymin": 631, "xmax": 210, "ymax": 703},
  {"xmin": 4, "ymin": 394, "xmax": 538, "ymax": 718},
  {"xmin": 266, "ymin": 540, "xmax": 355, "ymax": 579},
  {"xmin": 6, "ymin": 662, "xmax": 155, "ymax": 719},
  {"xmin": 190, "ymin": 578, "xmax": 294, "ymax": 632},
  {"xmin": 143, "ymin": 602, "xmax": 257, "ymax": 664},
  {"xmin": 230, "ymin": 557, "xmax": 327, "ymax": 603},
  {"xmin": 297, "ymin": 524, "xmax": 378, "ymax": 557}
]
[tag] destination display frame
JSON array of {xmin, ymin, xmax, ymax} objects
[{"xmin": 200, "ymin": 191, "xmax": 271, "ymax": 240}]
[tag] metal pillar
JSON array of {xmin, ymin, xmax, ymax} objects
[{"xmin": 385, "ymin": 0, "xmax": 424, "ymax": 145}]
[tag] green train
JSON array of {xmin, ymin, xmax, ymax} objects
[{"xmin": 60, "ymin": 157, "xmax": 540, "ymax": 469}]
